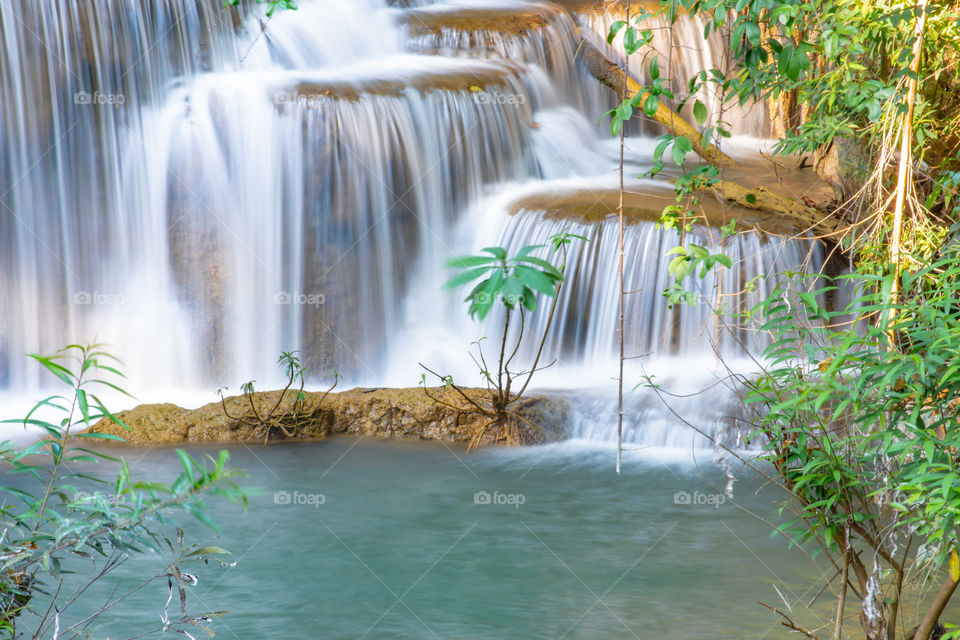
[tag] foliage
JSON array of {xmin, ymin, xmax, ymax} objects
[
  {"xmin": 656, "ymin": 165, "xmax": 737, "ymax": 306},
  {"xmin": 609, "ymin": 0, "xmax": 960, "ymax": 163},
  {"xmin": 608, "ymin": 0, "xmax": 960, "ymax": 244},
  {"xmin": 421, "ymin": 231, "xmax": 585, "ymax": 449},
  {"xmin": 218, "ymin": 350, "xmax": 340, "ymax": 444},
  {"xmin": 224, "ymin": 0, "xmax": 297, "ymax": 18},
  {"xmin": 602, "ymin": 1, "xmax": 960, "ymax": 635},
  {"xmin": 603, "ymin": 0, "xmax": 960, "ymax": 343},
  {"xmin": 663, "ymin": 243, "xmax": 733, "ymax": 306},
  {"xmin": 606, "ymin": 12, "xmax": 741, "ymax": 310},
  {"xmin": 444, "ymin": 245, "xmax": 565, "ymax": 321},
  {"xmin": 0, "ymin": 345, "xmax": 247, "ymax": 638},
  {"xmin": 746, "ymin": 249, "xmax": 960, "ymax": 639}
]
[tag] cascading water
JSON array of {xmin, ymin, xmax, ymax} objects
[
  {"xmin": 155, "ymin": 56, "xmax": 544, "ymax": 383},
  {"xmin": 1, "ymin": 0, "xmax": 826, "ymax": 448},
  {"xmin": 0, "ymin": 0, "xmax": 258, "ymax": 392},
  {"xmin": 401, "ymin": 2, "xmax": 611, "ymax": 118},
  {"xmin": 484, "ymin": 197, "xmax": 819, "ymax": 362}
]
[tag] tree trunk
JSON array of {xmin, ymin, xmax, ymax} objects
[
  {"xmin": 887, "ymin": 0, "xmax": 928, "ymax": 347},
  {"xmin": 577, "ymin": 37, "xmax": 737, "ymax": 167},
  {"xmin": 711, "ymin": 179, "xmax": 848, "ymax": 237},
  {"xmin": 913, "ymin": 575, "xmax": 957, "ymax": 640}
]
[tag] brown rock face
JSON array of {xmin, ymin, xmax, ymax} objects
[
  {"xmin": 87, "ymin": 387, "xmax": 570, "ymax": 447},
  {"xmin": 401, "ymin": 7, "xmax": 552, "ymax": 39}
]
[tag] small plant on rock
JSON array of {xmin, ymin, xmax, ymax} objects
[
  {"xmin": 218, "ymin": 350, "xmax": 340, "ymax": 444},
  {"xmin": 420, "ymin": 231, "xmax": 585, "ymax": 449}
]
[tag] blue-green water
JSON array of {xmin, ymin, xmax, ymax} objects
[{"xmin": 37, "ymin": 439, "xmax": 832, "ymax": 639}]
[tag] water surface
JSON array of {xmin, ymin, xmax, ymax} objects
[{"xmin": 50, "ymin": 439, "xmax": 832, "ymax": 639}]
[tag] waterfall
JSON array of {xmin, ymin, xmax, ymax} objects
[
  {"xmin": 383, "ymin": 176, "xmax": 822, "ymax": 446},
  {"xmin": 152, "ymin": 57, "xmax": 543, "ymax": 384},
  {"xmin": 1, "ymin": 0, "xmax": 824, "ymax": 448},
  {"xmin": 0, "ymin": 0, "xmax": 256, "ymax": 391},
  {"xmin": 401, "ymin": 2, "xmax": 610, "ymax": 118},
  {"xmin": 488, "ymin": 204, "xmax": 819, "ymax": 363}
]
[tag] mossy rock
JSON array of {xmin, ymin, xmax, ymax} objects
[{"xmin": 87, "ymin": 387, "xmax": 571, "ymax": 448}]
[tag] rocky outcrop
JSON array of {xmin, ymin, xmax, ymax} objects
[
  {"xmin": 505, "ymin": 175, "xmax": 832, "ymax": 236},
  {"xmin": 278, "ymin": 62, "xmax": 520, "ymax": 104},
  {"xmin": 87, "ymin": 387, "xmax": 570, "ymax": 447},
  {"xmin": 401, "ymin": 6, "xmax": 553, "ymax": 38}
]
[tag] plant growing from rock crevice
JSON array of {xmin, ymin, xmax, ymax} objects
[
  {"xmin": 420, "ymin": 231, "xmax": 584, "ymax": 450},
  {"xmin": 218, "ymin": 350, "xmax": 340, "ymax": 444}
]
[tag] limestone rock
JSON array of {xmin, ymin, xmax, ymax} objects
[{"xmin": 87, "ymin": 387, "xmax": 571, "ymax": 447}]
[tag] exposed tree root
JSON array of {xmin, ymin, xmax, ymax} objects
[
  {"xmin": 466, "ymin": 414, "xmax": 525, "ymax": 450},
  {"xmin": 710, "ymin": 179, "xmax": 849, "ymax": 238},
  {"xmin": 220, "ymin": 374, "xmax": 338, "ymax": 444}
]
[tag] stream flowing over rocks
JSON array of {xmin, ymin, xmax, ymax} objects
[{"xmin": 1, "ymin": 0, "xmax": 832, "ymax": 448}]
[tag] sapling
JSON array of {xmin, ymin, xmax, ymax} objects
[{"xmin": 420, "ymin": 231, "xmax": 585, "ymax": 449}]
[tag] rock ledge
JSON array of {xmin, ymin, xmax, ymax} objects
[{"xmin": 87, "ymin": 387, "xmax": 570, "ymax": 447}]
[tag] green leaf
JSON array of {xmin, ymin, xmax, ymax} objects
[
  {"xmin": 90, "ymin": 395, "xmax": 129, "ymax": 432},
  {"xmin": 714, "ymin": 254, "xmax": 733, "ymax": 269},
  {"xmin": 624, "ymin": 27, "xmax": 640, "ymax": 55},
  {"xmin": 73, "ymin": 432, "xmax": 126, "ymax": 441},
  {"xmin": 29, "ymin": 355, "xmax": 75, "ymax": 387},
  {"xmin": 693, "ymin": 100, "xmax": 708, "ymax": 126},
  {"xmin": 176, "ymin": 449, "xmax": 197, "ymax": 483},
  {"xmin": 653, "ymin": 138, "xmax": 671, "ymax": 161},
  {"xmin": 443, "ymin": 266, "xmax": 493, "ymax": 290},
  {"xmin": 644, "ymin": 94, "xmax": 659, "ymax": 118},
  {"xmin": 514, "ymin": 265, "xmax": 559, "ymax": 297},
  {"xmin": 607, "ymin": 20, "xmax": 626, "ymax": 44},
  {"xmin": 468, "ymin": 268, "xmax": 505, "ymax": 321},
  {"xmin": 500, "ymin": 276, "xmax": 525, "ymax": 308},
  {"xmin": 186, "ymin": 546, "xmax": 231, "ymax": 557},
  {"xmin": 445, "ymin": 255, "xmax": 497, "ymax": 269},
  {"xmin": 671, "ymin": 144, "xmax": 686, "ymax": 166},
  {"xmin": 514, "ymin": 256, "xmax": 562, "ymax": 278},
  {"xmin": 77, "ymin": 389, "xmax": 91, "ymax": 425},
  {"xmin": 521, "ymin": 287, "xmax": 538, "ymax": 312},
  {"xmin": 515, "ymin": 244, "xmax": 545, "ymax": 258}
]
